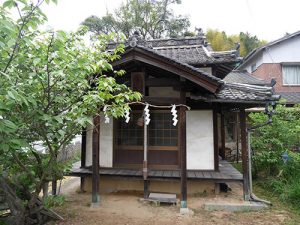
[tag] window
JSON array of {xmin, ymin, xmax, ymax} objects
[
  {"xmin": 282, "ymin": 65, "xmax": 300, "ymax": 85},
  {"xmin": 115, "ymin": 111, "xmax": 178, "ymax": 149},
  {"xmin": 116, "ymin": 112, "xmax": 143, "ymax": 147},
  {"xmin": 148, "ymin": 112, "xmax": 178, "ymax": 147}
]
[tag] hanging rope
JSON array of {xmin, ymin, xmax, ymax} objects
[
  {"xmin": 127, "ymin": 101, "xmax": 191, "ymax": 110},
  {"xmin": 101, "ymin": 101, "xmax": 190, "ymax": 126}
]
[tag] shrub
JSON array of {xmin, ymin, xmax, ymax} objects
[
  {"xmin": 249, "ymin": 103, "xmax": 300, "ymax": 208},
  {"xmin": 44, "ymin": 195, "xmax": 65, "ymax": 209}
]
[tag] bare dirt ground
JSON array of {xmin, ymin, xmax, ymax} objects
[{"xmin": 51, "ymin": 178, "xmax": 298, "ymax": 225}]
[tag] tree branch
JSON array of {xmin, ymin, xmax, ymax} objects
[{"xmin": 3, "ymin": 0, "xmax": 45, "ymax": 73}]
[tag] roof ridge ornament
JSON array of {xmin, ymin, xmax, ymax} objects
[{"xmin": 128, "ymin": 30, "xmax": 148, "ymax": 47}]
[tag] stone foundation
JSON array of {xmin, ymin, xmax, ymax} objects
[{"xmin": 82, "ymin": 177, "xmax": 215, "ymax": 195}]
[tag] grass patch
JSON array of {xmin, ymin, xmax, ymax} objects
[{"xmin": 253, "ymin": 181, "xmax": 300, "ymax": 225}]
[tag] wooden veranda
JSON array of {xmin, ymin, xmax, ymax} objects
[{"xmin": 69, "ymin": 160, "xmax": 242, "ymax": 183}]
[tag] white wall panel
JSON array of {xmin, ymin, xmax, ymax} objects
[{"xmin": 186, "ymin": 110, "xmax": 214, "ymax": 170}]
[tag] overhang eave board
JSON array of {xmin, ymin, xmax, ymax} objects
[{"xmin": 112, "ymin": 47, "xmax": 221, "ymax": 93}]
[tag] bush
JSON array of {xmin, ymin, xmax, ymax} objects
[
  {"xmin": 249, "ymin": 103, "xmax": 300, "ymax": 208},
  {"xmin": 44, "ymin": 195, "xmax": 65, "ymax": 209}
]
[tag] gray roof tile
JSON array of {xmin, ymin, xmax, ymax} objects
[{"xmin": 224, "ymin": 70, "xmax": 270, "ymax": 86}]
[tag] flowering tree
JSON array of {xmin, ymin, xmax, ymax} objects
[{"xmin": 0, "ymin": 0, "xmax": 140, "ymax": 224}]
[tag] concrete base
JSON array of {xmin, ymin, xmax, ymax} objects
[
  {"xmin": 90, "ymin": 202, "xmax": 100, "ymax": 208},
  {"xmin": 204, "ymin": 201, "xmax": 268, "ymax": 212},
  {"xmin": 180, "ymin": 207, "xmax": 194, "ymax": 215}
]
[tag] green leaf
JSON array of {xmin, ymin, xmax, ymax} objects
[{"xmin": 3, "ymin": 0, "xmax": 15, "ymax": 9}]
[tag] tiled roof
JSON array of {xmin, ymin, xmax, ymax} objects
[
  {"xmin": 216, "ymin": 83, "xmax": 277, "ymax": 102},
  {"xmin": 277, "ymin": 92, "xmax": 300, "ymax": 104},
  {"xmin": 126, "ymin": 45, "xmax": 223, "ymax": 83},
  {"xmin": 224, "ymin": 70, "xmax": 270, "ymax": 86},
  {"xmin": 153, "ymin": 45, "xmax": 240, "ymax": 65},
  {"xmin": 191, "ymin": 83, "xmax": 280, "ymax": 103},
  {"xmin": 109, "ymin": 35, "xmax": 241, "ymax": 65}
]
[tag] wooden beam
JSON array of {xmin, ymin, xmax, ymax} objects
[
  {"xmin": 142, "ymin": 96, "xmax": 180, "ymax": 105},
  {"xmin": 92, "ymin": 115, "xmax": 100, "ymax": 205},
  {"xmin": 179, "ymin": 89, "xmax": 187, "ymax": 209},
  {"xmin": 213, "ymin": 107, "xmax": 219, "ymax": 171},
  {"xmin": 145, "ymin": 78, "xmax": 180, "ymax": 87},
  {"xmin": 220, "ymin": 112, "xmax": 226, "ymax": 159},
  {"xmin": 240, "ymin": 108, "xmax": 250, "ymax": 200}
]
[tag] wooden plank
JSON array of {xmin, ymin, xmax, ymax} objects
[
  {"xmin": 163, "ymin": 170, "xmax": 172, "ymax": 177},
  {"xmin": 146, "ymin": 78, "xmax": 180, "ymax": 87},
  {"xmin": 202, "ymin": 171, "xmax": 211, "ymax": 179},
  {"xmin": 142, "ymin": 96, "xmax": 180, "ymax": 105},
  {"xmin": 187, "ymin": 171, "xmax": 196, "ymax": 178},
  {"xmin": 131, "ymin": 72, "xmax": 145, "ymax": 95},
  {"xmin": 155, "ymin": 170, "xmax": 164, "ymax": 177}
]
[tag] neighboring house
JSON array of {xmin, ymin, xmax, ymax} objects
[
  {"xmin": 238, "ymin": 31, "xmax": 300, "ymax": 105},
  {"xmin": 70, "ymin": 33, "xmax": 279, "ymax": 211}
]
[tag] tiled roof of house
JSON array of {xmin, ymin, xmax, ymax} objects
[
  {"xmin": 216, "ymin": 83, "xmax": 278, "ymax": 102},
  {"xmin": 224, "ymin": 70, "xmax": 270, "ymax": 86},
  {"xmin": 109, "ymin": 34, "xmax": 241, "ymax": 66},
  {"xmin": 277, "ymin": 92, "xmax": 300, "ymax": 104},
  {"xmin": 153, "ymin": 45, "xmax": 239, "ymax": 65},
  {"xmin": 191, "ymin": 83, "xmax": 280, "ymax": 103},
  {"xmin": 239, "ymin": 30, "xmax": 300, "ymax": 68}
]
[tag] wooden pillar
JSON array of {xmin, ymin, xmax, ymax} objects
[
  {"xmin": 180, "ymin": 91, "xmax": 187, "ymax": 209},
  {"xmin": 236, "ymin": 113, "xmax": 239, "ymax": 163},
  {"xmin": 91, "ymin": 115, "xmax": 100, "ymax": 205},
  {"xmin": 80, "ymin": 129, "xmax": 87, "ymax": 192},
  {"xmin": 240, "ymin": 108, "xmax": 250, "ymax": 200},
  {"xmin": 51, "ymin": 179, "xmax": 57, "ymax": 196},
  {"xmin": 213, "ymin": 107, "xmax": 219, "ymax": 171},
  {"xmin": 143, "ymin": 114, "xmax": 149, "ymax": 199},
  {"xmin": 220, "ymin": 112, "xmax": 226, "ymax": 159}
]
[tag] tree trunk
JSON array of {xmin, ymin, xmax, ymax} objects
[{"xmin": 0, "ymin": 176, "xmax": 63, "ymax": 225}]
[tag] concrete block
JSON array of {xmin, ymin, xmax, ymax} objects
[{"xmin": 204, "ymin": 201, "xmax": 268, "ymax": 212}]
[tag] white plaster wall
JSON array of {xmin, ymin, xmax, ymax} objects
[
  {"xmin": 240, "ymin": 52, "xmax": 263, "ymax": 73},
  {"xmin": 85, "ymin": 116, "xmax": 113, "ymax": 167},
  {"xmin": 262, "ymin": 37, "xmax": 300, "ymax": 63},
  {"xmin": 99, "ymin": 116, "xmax": 113, "ymax": 167},
  {"xmin": 186, "ymin": 110, "xmax": 214, "ymax": 170},
  {"xmin": 85, "ymin": 124, "xmax": 93, "ymax": 167}
]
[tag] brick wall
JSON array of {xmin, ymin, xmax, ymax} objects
[{"xmin": 252, "ymin": 63, "xmax": 300, "ymax": 92}]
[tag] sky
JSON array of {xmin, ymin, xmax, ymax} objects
[{"xmin": 36, "ymin": 0, "xmax": 300, "ymax": 42}]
